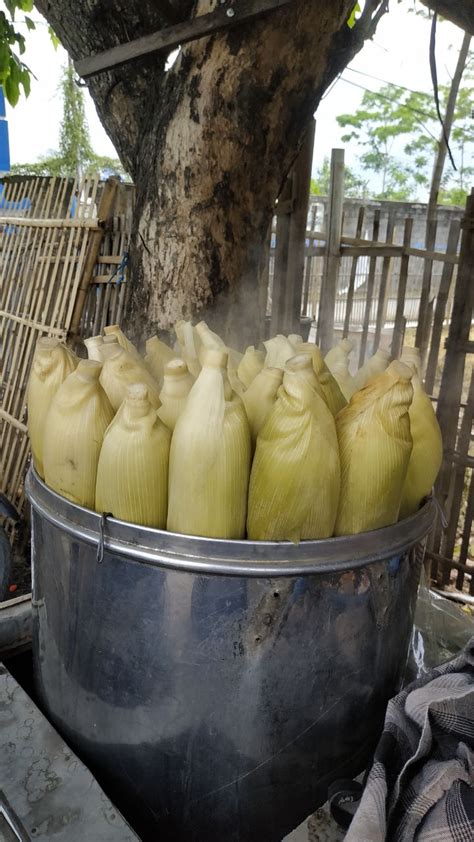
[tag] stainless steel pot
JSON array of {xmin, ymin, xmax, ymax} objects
[{"xmin": 26, "ymin": 468, "xmax": 434, "ymax": 842}]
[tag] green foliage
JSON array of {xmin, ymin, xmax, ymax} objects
[
  {"xmin": 311, "ymin": 157, "xmax": 369, "ymax": 199},
  {"xmin": 59, "ymin": 59, "xmax": 93, "ymax": 178},
  {"xmin": 336, "ymin": 75, "xmax": 474, "ymax": 204},
  {"xmin": 0, "ymin": 1, "xmax": 34, "ymax": 106},
  {"xmin": 11, "ymin": 61, "xmax": 131, "ymax": 180}
]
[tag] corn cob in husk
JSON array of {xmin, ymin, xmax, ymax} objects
[
  {"xmin": 247, "ymin": 355, "xmax": 340, "ymax": 541},
  {"xmin": 335, "ymin": 360, "xmax": 413, "ymax": 536},
  {"xmin": 96, "ymin": 383, "xmax": 170, "ymax": 527},
  {"xmin": 27, "ymin": 338, "xmax": 78, "ymax": 479},
  {"xmin": 43, "ymin": 360, "xmax": 114, "ymax": 508},
  {"xmin": 167, "ymin": 348, "xmax": 251, "ymax": 539}
]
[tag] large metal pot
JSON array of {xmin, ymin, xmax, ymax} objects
[{"xmin": 27, "ymin": 469, "xmax": 434, "ymax": 842}]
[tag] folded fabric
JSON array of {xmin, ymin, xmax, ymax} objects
[{"xmin": 346, "ymin": 636, "xmax": 474, "ymax": 842}]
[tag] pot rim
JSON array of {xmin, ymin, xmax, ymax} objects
[{"xmin": 26, "ymin": 468, "xmax": 434, "ymax": 578}]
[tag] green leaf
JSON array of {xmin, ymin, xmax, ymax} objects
[
  {"xmin": 20, "ymin": 66, "xmax": 30, "ymax": 96},
  {"xmin": 25, "ymin": 16, "xmax": 35, "ymax": 31},
  {"xmin": 4, "ymin": 73, "xmax": 20, "ymax": 106},
  {"xmin": 48, "ymin": 25, "xmax": 60, "ymax": 50},
  {"xmin": 347, "ymin": 2, "xmax": 361, "ymax": 29}
]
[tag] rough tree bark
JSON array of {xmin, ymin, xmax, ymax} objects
[{"xmin": 35, "ymin": 0, "xmax": 472, "ymax": 346}]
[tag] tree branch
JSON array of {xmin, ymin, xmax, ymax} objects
[{"xmin": 420, "ymin": 1, "xmax": 474, "ymax": 34}]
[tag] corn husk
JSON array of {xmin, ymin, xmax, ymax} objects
[
  {"xmin": 27, "ymin": 338, "xmax": 78, "ymax": 478},
  {"xmin": 96, "ymin": 384, "xmax": 170, "ymax": 527},
  {"xmin": 167, "ymin": 348, "xmax": 251, "ymax": 538},
  {"xmin": 157, "ymin": 359, "xmax": 194, "ymax": 430},
  {"xmin": 144, "ymin": 336, "xmax": 176, "ymax": 387},
  {"xmin": 288, "ymin": 334, "xmax": 303, "ymax": 349},
  {"xmin": 263, "ymin": 335, "xmax": 295, "ymax": 369},
  {"xmin": 237, "ymin": 345, "xmax": 265, "ymax": 388},
  {"xmin": 335, "ymin": 360, "xmax": 413, "ymax": 536},
  {"xmin": 401, "ymin": 345, "xmax": 422, "ymax": 376},
  {"xmin": 399, "ymin": 368, "xmax": 443, "ymax": 519},
  {"xmin": 242, "ymin": 366, "xmax": 283, "ymax": 444},
  {"xmin": 99, "ymin": 336, "xmax": 122, "ymax": 361},
  {"xmin": 175, "ymin": 320, "xmax": 201, "ymax": 376},
  {"xmin": 84, "ymin": 335, "xmax": 104, "ymax": 362},
  {"xmin": 247, "ymin": 360, "xmax": 340, "ymax": 541},
  {"xmin": 353, "ymin": 348, "xmax": 391, "ymax": 391},
  {"xmin": 43, "ymin": 360, "xmax": 114, "ymax": 508},
  {"xmin": 100, "ymin": 346, "xmax": 161, "ymax": 411},
  {"xmin": 297, "ymin": 343, "xmax": 347, "ymax": 415},
  {"xmin": 325, "ymin": 339, "xmax": 356, "ymax": 398},
  {"xmin": 103, "ymin": 324, "xmax": 141, "ymax": 360},
  {"xmin": 325, "ymin": 338, "xmax": 354, "ymax": 372}
]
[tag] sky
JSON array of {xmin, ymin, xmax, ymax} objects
[{"xmin": 4, "ymin": 0, "xmax": 472, "ymax": 196}]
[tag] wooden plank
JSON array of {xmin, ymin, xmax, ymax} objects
[
  {"xmin": 391, "ymin": 217, "xmax": 413, "ymax": 360},
  {"xmin": 302, "ymin": 202, "xmax": 318, "ymax": 316},
  {"xmin": 283, "ymin": 119, "xmax": 315, "ymax": 334},
  {"xmin": 424, "ymin": 218, "xmax": 461, "ymax": 395},
  {"xmin": 434, "ymin": 191, "xmax": 474, "ymax": 566},
  {"xmin": 0, "ymin": 216, "xmax": 101, "ymax": 229},
  {"xmin": 459, "ymin": 470, "xmax": 474, "ymax": 592},
  {"xmin": 317, "ymin": 148, "xmax": 344, "ymax": 353},
  {"xmin": 416, "ymin": 216, "xmax": 437, "ymax": 356},
  {"xmin": 359, "ymin": 210, "xmax": 380, "ymax": 366},
  {"xmin": 441, "ymin": 370, "xmax": 474, "ymax": 584},
  {"xmin": 269, "ymin": 176, "xmax": 292, "ymax": 335},
  {"xmin": 76, "ymin": 0, "xmax": 293, "ymax": 78},
  {"xmin": 69, "ymin": 179, "xmax": 119, "ymax": 337},
  {"xmin": 342, "ymin": 206, "xmax": 365, "ymax": 339},
  {"xmin": 373, "ymin": 212, "xmax": 395, "ymax": 352}
]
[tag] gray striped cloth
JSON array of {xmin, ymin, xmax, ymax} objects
[{"xmin": 346, "ymin": 636, "xmax": 474, "ymax": 842}]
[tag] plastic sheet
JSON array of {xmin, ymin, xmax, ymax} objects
[{"xmin": 406, "ymin": 568, "xmax": 474, "ymax": 682}]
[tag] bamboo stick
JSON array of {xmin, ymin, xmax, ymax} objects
[
  {"xmin": 343, "ymin": 206, "xmax": 365, "ymax": 339},
  {"xmin": 359, "ymin": 210, "xmax": 380, "ymax": 366},
  {"xmin": 424, "ymin": 219, "xmax": 461, "ymax": 395},
  {"xmin": 391, "ymin": 217, "xmax": 413, "ymax": 360}
]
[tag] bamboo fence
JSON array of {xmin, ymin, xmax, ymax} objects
[
  {"xmin": 0, "ymin": 165, "xmax": 472, "ymax": 596},
  {"xmin": 0, "ymin": 175, "xmax": 117, "ymax": 512}
]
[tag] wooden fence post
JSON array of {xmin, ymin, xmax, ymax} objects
[
  {"xmin": 317, "ymin": 148, "xmax": 344, "ymax": 353},
  {"xmin": 433, "ymin": 190, "xmax": 474, "ymax": 571},
  {"xmin": 284, "ymin": 119, "xmax": 316, "ymax": 335},
  {"xmin": 373, "ymin": 211, "xmax": 395, "ymax": 353},
  {"xmin": 69, "ymin": 177, "xmax": 118, "ymax": 339},
  {"xmin": 424, "ymin": 218, "xmax": 461, "ymax": 395},
  {"xmin": 359, "ymin": 209, "xmax": 380, "ymax": 366},
  {"xmin": 391, "ymin": 217, "xmax": 413, "ymax": 359}
]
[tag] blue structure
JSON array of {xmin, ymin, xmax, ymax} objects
[{"xmin": 0, "ymin": 88, "xmax": 10, "ymax": 173}]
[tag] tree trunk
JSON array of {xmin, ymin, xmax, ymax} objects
[
  {"xmin": 37, "ymin": 0, "xmax": 388, "ymax": 346},
  {"xmin": 415, "ymin": 29, "xmax": 471, "ymax": 358}
]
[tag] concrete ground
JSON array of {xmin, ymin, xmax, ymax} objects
[{"xmin": 283, "ymin": 802, "xmax": 346, "ymax": 842}]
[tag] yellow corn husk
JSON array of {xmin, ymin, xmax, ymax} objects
[
  {"xmin": 325, "ymin": 337, "xmax": 353, "ymax": 370},
  {"xmin": 157, "ymin": 359, "xmax": 194, "ymax": 431},
  {"xmin": 100, "ymin": 346, "xmax": 161, "ymax": 411},
  {"xmin": 242, "ymin": 366, "xmax": 283, "ymax": 444},
  {"xmin": 96, "ymin": 384, "xmax": 170, "ymax": 527},
  {"xmin": 43, "ymin": 360, "xmax": 114, "ymax": 508},
  {"xmin": 167, "ymin": 348, "xmax": 251, "ymax": 539},
  {"xmin": 329, "ymin": 358, "xmax": 356, "ymax": 401},
  {"xmin": 84, "ymin": 335, "xmax": 104, "ymax": 362},
  {"xmin": 195, "ymin": 320, "xmax": 226, "ymax": 350},
  {"xmin": 99, "ymin": 336, "xmax": 122, "ymax": 361},
  {"xmin": 288, "ymin": 334, "xmax": 303, "ymax": 349},
  {"xmin": 399, "ymin": 367, "xmax": 443, "ymax": 519},
  {"xmin": 237, "ymin": 345, "xmax": 265, "ymax": 388},
  {"xmin": 297, "ymin": 343, "xmax": 347, "ymax": 415},
  {"xmin": 335, "ymin": 360, "xmax": 414, "ymax": 536},
  {"xmin": 27, "ymin": 338, "xmax": 78, "ymax": 479},
  {"xmin": 103, "ymin": 324, "xmax": 141, "ymax": 360},
  {"xmin": 144, "ymin": 336, "xmax": 176, "ymax": 387},
  {"xmin": 247, "ymin": 361, "xmax": 340, "ymax": 542},
  {"xmin": 353, "ymin": 348, "xmax": 391, "ymax": 391},
  {"xmin": 175, "ymin": 320, "xmax": 201, "ymax": 377},
  {"xmin": 400, "ymin": 345, "xmax": 422, "ymax": 376},
  {"xmin": 263, "ymin": 334, "xmax": 295, "ymax": 368}
]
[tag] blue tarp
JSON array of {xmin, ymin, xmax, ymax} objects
[{"xmin": 0, "ymin": 89, "xmax": 10, "ymax": 172}]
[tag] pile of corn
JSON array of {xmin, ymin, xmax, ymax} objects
[{"xmin": 26, "ymin": 322, "xmax": 442, "ymax": 542}]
